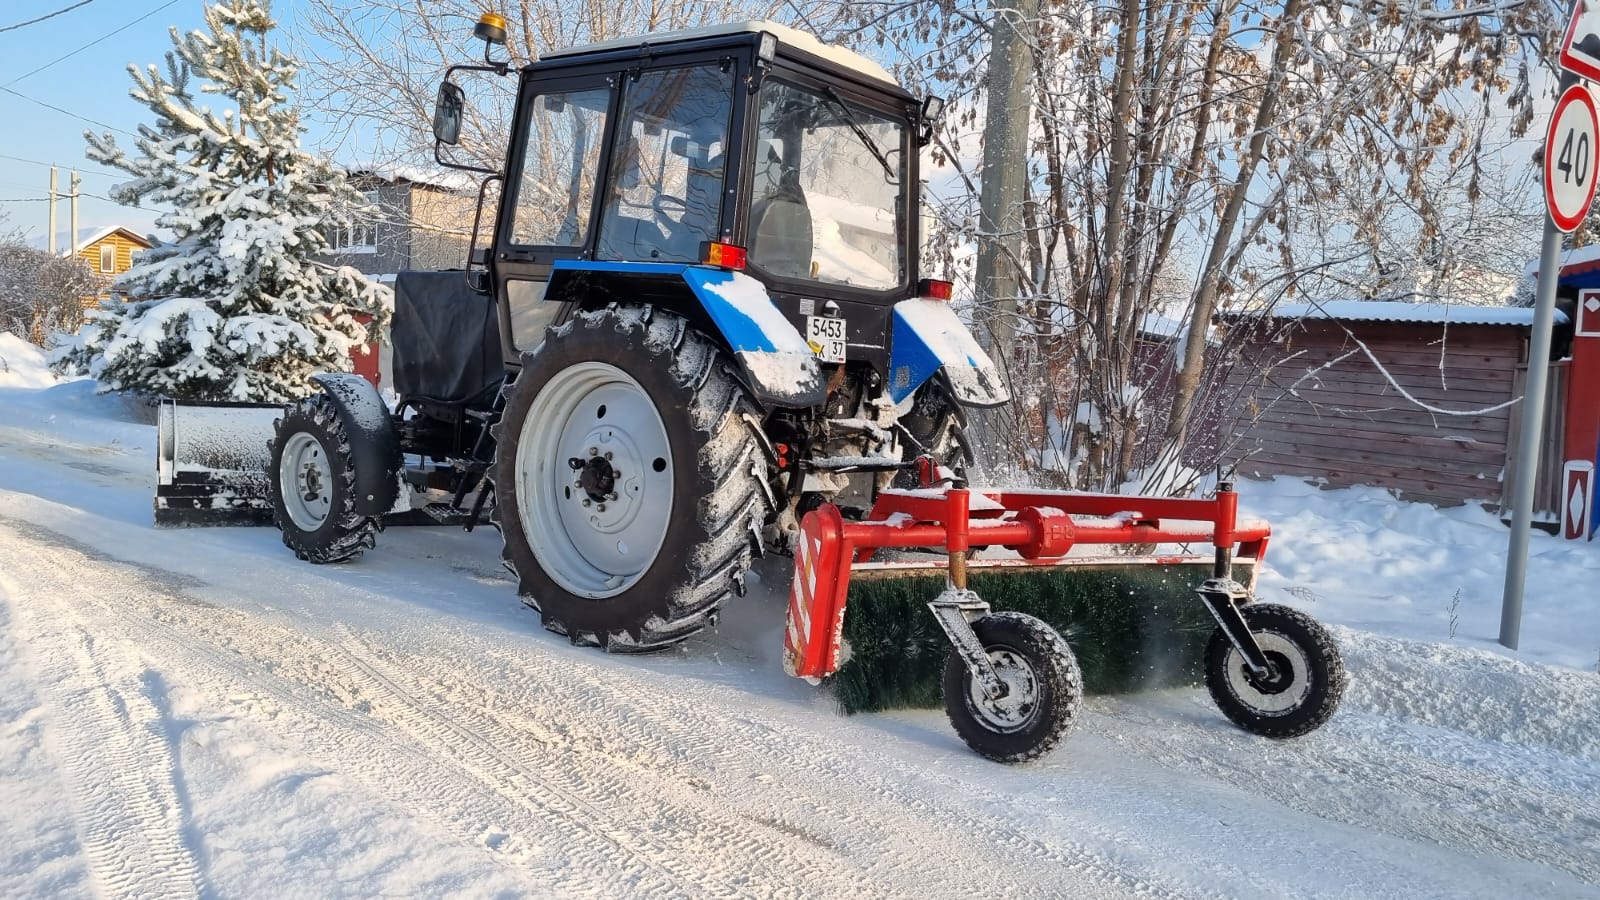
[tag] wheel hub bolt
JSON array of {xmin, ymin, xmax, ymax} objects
[
  {"xmin": 582, "ymin": 499, "xmax": 591, "ymax": 507},
  {"xmin": 607, "ymin": 492, "xmax": 618, "ymax": 501},
  {"xmin": 588, "ymin": 447, "xmax": 598, "ymax": 456},
  {"xmin": 596, "ymin": 504, "xmax": 607, "ymax": 513},
  {"xmin": 604, "ymin": 451, "xmax": 613, "ymax": 460}
]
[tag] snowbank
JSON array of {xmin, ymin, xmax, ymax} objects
[
  {"xmin": 1239, "ymin": 476, "xmax": 1600, "ymax": 672},
  {"xmin": 0, "ymin": 334, "xmax": 62, "ymax": 390}
]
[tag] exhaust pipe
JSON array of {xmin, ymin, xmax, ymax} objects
[{"xmin": 154, "ymin": 398, "xmax": 283, "ymax": 526}]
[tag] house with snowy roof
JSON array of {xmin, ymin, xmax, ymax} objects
[
  {"xmin": 28, "ymin": 225, "xmax": 154, "ymax": 305},
  {"xmin": 321, "ymin": 164, "xmax": 480, "ymax": 276},
  {"xmin": 73, "ymin": 226, "xmax": 153, "ymax": 284}
]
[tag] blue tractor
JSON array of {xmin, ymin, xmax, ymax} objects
[{"xmin": 173, "ymin": 18, "xmax": 1008, "ymax": 652}]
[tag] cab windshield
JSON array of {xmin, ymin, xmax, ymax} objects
[{"xmin": 747, "ymin": 79, "xmax": 906, "ymax": 290}]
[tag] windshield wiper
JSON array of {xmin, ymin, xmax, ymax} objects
[{"xmin": 821, "ymin": 86, "xmax": 897, "ymax": 183}]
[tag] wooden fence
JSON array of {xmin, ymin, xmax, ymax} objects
[{"xmin": 1503, "ymin": 360, "xmax": 1569, "ymax": 525}]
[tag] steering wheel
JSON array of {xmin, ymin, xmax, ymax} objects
[{"xmin": 653, "ymin": 193, "xmax": 689, "ymax": 223}]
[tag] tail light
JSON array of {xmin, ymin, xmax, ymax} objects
[
  {"xmin": 917, "ymin": 278, "xmax": 953, "ymax": 301},
  {"xmin": 701, "ymin": 241, "xmax": 747, "ymax": 270}
]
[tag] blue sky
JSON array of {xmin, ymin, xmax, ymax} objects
[{"xmin": 0, "ymin": 0, "xmax": 331, "ymax": 243}]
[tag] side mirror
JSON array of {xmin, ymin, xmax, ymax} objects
[{"xmin": 433, "ymin": 81, "xmax": 466, "ymax": 146}]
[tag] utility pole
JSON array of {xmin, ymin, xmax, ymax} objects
[
  {"xmin": 973, "ymin": 0, "xmax": 1039, "ymax": 358},
  {"xmin": 48, "ymin": 167, "xmax": 58, "ymax": 256},
  {"xmin": 70, "ymin": 170, "xmax": 81, "ymax": 260}
]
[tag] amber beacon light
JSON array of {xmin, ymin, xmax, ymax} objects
[{"xmin": 475, "ymin": 12, "xmax": 508, "ymax": 45}]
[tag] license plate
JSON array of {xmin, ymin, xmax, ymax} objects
[{"xmin": 805, "ymin": 315, "xmax": 846, "ymax": 363}]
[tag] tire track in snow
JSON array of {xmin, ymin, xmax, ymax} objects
[
  {"xmin": 377, "ymin": 627, "xmax": 1189, "ymax": 898},
  {"xmin": 0, "ymin": 564, "xmax": 205, "ymax": 900},
  {"xmin": 317, "ymin": 628, "xmax": 868, "ymax": 898},
  {"xmin": 0, "ymin": 513, "xmax": 1169, "ymax": 898},
  {"xmin": 0, "ymin": 524, "xmax": 852, "ymax": 898},
  {"xmin": 0, "ymin": 523, "xmax": 683, "ymax": 893}
]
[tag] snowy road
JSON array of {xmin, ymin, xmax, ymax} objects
[{"xmin": 1, "ymin": 383, "xmax": 1598, "ymax": 898}]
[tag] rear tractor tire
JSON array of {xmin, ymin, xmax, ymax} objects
[
  {"xmin": 268, "ymin": 393, "xmax": 380, "ymax": 563},
  {"xmin": 490, "ymin": 304, "xmax": 775, "ymax": 651}
]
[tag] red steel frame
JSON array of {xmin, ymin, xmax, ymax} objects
[{"xmin": 783, "ymin": 485, "xmax": 1271, "ymax": 680}]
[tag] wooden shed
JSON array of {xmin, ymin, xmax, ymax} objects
[{"xmin": 1218, "ymin": 301, "xmax": 1569, "ymax": 507}]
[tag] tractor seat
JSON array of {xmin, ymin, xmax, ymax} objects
[{"xmin": 749, "ymin": 191, "xmax": 813, "ymax": 279}]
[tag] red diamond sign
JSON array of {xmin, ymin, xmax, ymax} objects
[
  {"xmin": 1564, "ymin": 460, "xmax": 1594, "ymax": 540},
  {"xmin": 1580, "ymin": 289, "xmax": 1600, "ymax": 337}
]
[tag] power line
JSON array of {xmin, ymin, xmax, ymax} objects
[
  {"xmin": 4, "ymin": 0, "xmax": 183, "ymax": 87},
  {"xmin": 0, "ymin": 189, "xmax": 141, "ymax": 209},
  {"xmin": 0, "ymin": 85, "xmax": 136, "ymax": 137},
  {"xmin": 0, "ymin": 0, "xmax": 98, "ymax": 35},
  {"xmin": 0, "ymin": 152, "xmax": 123, "ymax": 181}
]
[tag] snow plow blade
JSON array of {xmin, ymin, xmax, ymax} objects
[{"xmin": 155, "ymin": 398, "xmax": 281, "ymax": 526}]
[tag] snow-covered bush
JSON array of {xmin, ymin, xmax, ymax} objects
[
  {"xmin": 53, "ymin": 0, "xmax": 390, "ymax": 402},
  {"xmin": 0, "ymin": 240, "xmax": 106, "ymax": 343}
]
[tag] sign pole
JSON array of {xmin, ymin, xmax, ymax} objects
[
  {"xmin": 1502, "ymin": 217, "xmax": 1568, "ymax": 649},
  {"xmin": 1503, "ymin": 54, "xmax": 1586, "ymax": 649}
]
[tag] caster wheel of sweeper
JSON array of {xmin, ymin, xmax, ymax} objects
[
  {"xmin": 942, "ymin": 612, "xmax": 1082, "ymax": 763},
  {"xmin": 268, "ymin": 394, "xmax": 379, "ymax": 564},
  {"xmin": 1204, "ymin": 603, "xmax": 1344, "ymax": 739}
]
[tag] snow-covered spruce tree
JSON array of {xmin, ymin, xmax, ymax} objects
[{"xmin": 53, "ymin": 0, "xmax": 390, "ymax": 401}]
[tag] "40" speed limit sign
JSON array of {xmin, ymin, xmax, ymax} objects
[{"xmin": 1546, "ymin": 83, "xmax": 1600, "ymax": 233}]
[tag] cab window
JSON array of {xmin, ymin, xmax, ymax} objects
[
  {"xmin": 596, "ymin": 65, "xmax": 734, "ymax": 262},
  {"xmin": 511, "ymin": 87, "xmax": 610, "ymax": 246}
]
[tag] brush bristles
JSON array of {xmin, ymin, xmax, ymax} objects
[{"xmin": 830, "ymin": 562, "xmax": 1237, "ymax": 714}]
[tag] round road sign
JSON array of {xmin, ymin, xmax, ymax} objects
[{"xmin": 1545, "ymin": 83, "xmax": 1600, "ymax": 233}]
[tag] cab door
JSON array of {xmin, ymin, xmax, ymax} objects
[{"xmin": 493, "ymin": 73, "xmax": 616, "ymax": 361}]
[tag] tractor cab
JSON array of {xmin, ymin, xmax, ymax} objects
[{"xmin": 434, "ymin": 20, "xmax": 948, "ymax": 386}]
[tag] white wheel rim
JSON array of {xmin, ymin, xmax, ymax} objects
[
  {"xmin": 1225, "ymin": 632, "xmax": 1311, "ymax": 715},
  {"xmin": 966, "ymin": 646, "xmax": 1040, "ymax": 733},
  {"xmin": 515, "ymin": 362, "xmax": 674, "ymax": 599},
  {"xmin": 279, "ymin": 431, "xmax": 333, "ymax": 532}
]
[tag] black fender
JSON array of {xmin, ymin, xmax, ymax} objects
[{"xmin": 309, "ymin": 373, "xmax": 401, "ymax": 516}]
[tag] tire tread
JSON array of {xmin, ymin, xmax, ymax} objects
[
  {"xmin": 268, "ymin": 393, "xmax": 380, "ymax": 564},
  {"xmin": 941, "ymin": 611, "xmax": 1082, "ymax": 764},
  {"xmin": 1204, "ymin": 603, "xmax": 1345, "ymax": 739},
  {"xmin": 489, "ymin": 305, "xmax": 773, "ymax": 651}
]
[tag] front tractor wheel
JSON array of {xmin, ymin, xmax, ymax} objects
[
  {"xmin": 894, "ymin": 376, "xmax": 974, "ymax": 488},
  {"xmin": 491, "ymin": 305, "xmax": 774, "ymax": 651},
  {"xmin": 268, "ymin": 394, "xmax": 379, "ymax": 563}
]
